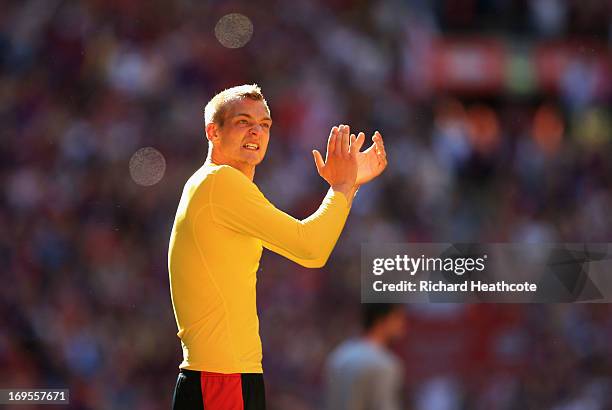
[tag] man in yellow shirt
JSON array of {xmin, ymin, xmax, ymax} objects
[{"xmin": 168, "ymin": 84, "xmax": 387, "ymax": 410}]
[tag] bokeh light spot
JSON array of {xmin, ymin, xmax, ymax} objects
[
  {"xmin": 129, "ymin": 147, "xmax": 166, "ymax": 186},
  {"xmin": 214, "ymin": 13, "xmax": 253, "ymax": 49}
]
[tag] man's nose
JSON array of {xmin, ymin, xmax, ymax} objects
[{"xmin": 250, "ymin": 124, "xmax": 263, "ymax": 135}]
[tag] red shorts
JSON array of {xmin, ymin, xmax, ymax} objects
[{"xmin": 172, "ymin": 369, "xmax": 265, "ymax": 410}]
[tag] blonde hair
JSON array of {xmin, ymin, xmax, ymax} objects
[{"xmin": 204, "ymin": 84, "xmax": 270, "ymax": 127}]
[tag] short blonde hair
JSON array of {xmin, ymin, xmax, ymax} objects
[{"xmin": 204, "ymin": 84, "xmax": 270, "ymax": 127}]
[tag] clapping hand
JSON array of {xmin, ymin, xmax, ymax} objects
[
  {"xmin": 354, "ymin": 131, "xmax": 387, "ymax": 186},
  {"xmin": 312, "ymin": 125, "xmax": 363, "ymax": 193}
]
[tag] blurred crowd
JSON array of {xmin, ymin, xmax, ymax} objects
[{"xmin": 1, "ymin": 0, "xmax": 611, "ymax": 409}]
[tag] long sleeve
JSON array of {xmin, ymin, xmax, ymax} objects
[{"xmin": 207, "ymin": 165, "xmax": 350, "ymax": 268}]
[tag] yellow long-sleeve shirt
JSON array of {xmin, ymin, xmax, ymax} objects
[{"xmin": 168, "ymin": 163, "xmax": 350, "ymax": 373}]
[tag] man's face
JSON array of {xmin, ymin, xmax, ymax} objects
[
  {"xmin": 209, "ymin": 98, "xmax": 272, "ymax": 168},
  {"xmin": 383, "ymin": 309, "xmax": 408, "ymax": 343}
]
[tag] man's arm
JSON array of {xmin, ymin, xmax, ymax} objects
[
  {"xmin": 261, "ymin": 185, "xmax": 358, "ymax": 268},
  {"xmin": 259, "ymin": 188, "xmax": 349, "ymax": 268},
  {"xmin": 203, "ymin": 125, "xmax": 360, "ymax": 268}
]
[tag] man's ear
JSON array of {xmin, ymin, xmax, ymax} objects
[{"xmin": 205, "ymin": 123, "xmax": 218, "ymax": 143}]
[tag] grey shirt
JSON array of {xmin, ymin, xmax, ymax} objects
[{"xmin": 325, "ymin": 338, "xmax": 404, "ymax": 410}]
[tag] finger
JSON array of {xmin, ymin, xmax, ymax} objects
[
  {"xmin": 335, "ymin": 125, "xmax": 344, "ymax": 156},
  {"xmin": 327, "ymin": 127, "xmax": 338, "ymax": 157},
  {"xmin": 327, "ymin": 127, "xmax": 338, "ymax": 161},
  {"xmin": 379, "ymin": 147, "xmax": 387, "ymax": 161},
  {"xmin": 375, "ymin": 132, "xmax": 387, "ymax": 166},
  {"xmin": 374, "ymin": 131, "xmax": 385, "ymax": 146},
  {"xmin": 342, "ymin": 125, "xmax": 350, "ymax": 155},
  {"xmin": 349, "ymin": 133, "xmax": 356, "ymax": 152},
  {"xmin": 374, "ymin": 131, "xmax": 385, "ymax": 156},
  {"xmin": 312, "ymin": 150, "xmax": 325, "ymax": 175},
  {"xmin": 379, "ymin": 140, "xmax": 386, "ymax": 159},
  {"xmin": 351, "ymin": 132, "xmax": 366, "ymax": 154}
]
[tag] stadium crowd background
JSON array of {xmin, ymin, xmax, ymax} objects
[{"xmin": 1, "ymin": 0, "xmax": 611, "ymax": 408}]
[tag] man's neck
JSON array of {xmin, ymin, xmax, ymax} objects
[{"xmin": 206, "ymin": 153, "xmax": 255, "ymax": 181}]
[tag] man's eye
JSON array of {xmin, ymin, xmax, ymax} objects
[
  {"xmin": 262, "ymin": 123, "xmax": 270, "ymax": 129},
  {"xmin": 239, "ymin": 120, "xmax": 248, "ymax": 124}
]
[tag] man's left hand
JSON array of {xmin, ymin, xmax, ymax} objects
[{"xmin": 354, "ymin": 131, "xmax": 387, "ymax": 186}]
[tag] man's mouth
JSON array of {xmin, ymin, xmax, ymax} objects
[{"xmin": 243, "ymin": 143, "xmax": 259, "ymax": 151}]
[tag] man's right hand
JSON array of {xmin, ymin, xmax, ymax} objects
[{"xmin": 312, "ymin": 124, "xmax": 364, "ymax": 201}]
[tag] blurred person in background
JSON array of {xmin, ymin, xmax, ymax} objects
[
  {"xmin": 168, "ymin": 84, "xmax": 387, "ymax": 409},
  {"xmin": 325, "ymin": 303, "xmax": 407, "ymax": 410}
]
